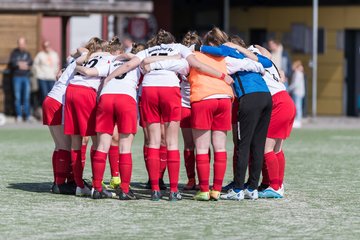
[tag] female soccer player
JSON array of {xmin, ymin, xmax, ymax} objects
[
  {"xmin": 247, "ymin": 45, "xmax": 296, "ymax": 198},
  {"xmin": 76, "ymin": 37, "xmax": 141, "ymax": 200},
  {"xmin": 103, "ymin": 29, "xmax": 234, "ymax": 201},
  {"xmin": 64, "ymin": 37, "xmax": 112, "ymax": 197}
]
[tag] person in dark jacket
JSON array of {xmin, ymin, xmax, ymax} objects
[{"xmin": 9, "ymin": 37, "xmax": 33, "ymax": 122}]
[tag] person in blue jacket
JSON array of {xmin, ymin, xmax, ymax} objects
[{"xmin": 195, "ymin": 33, "xmax": 273, "ymax": 200}]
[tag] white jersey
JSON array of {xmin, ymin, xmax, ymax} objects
[
  {"xmin": 136, "ymin": 43, "xmax": 193, "ymax": 87},
  {"xmin": 69, "ymin": 55, "xmax": 114, "ymax": 90},
  {"xmin": 47, "ymin": 61, "xmax": 77, "ymax": 104},
  {"xmin": 263, "ymin": 64, "xmax": 286, "ymax": 96},
  {"xmin": 98, "ymin": 59, "xmax": 140, "ymax": 101}
]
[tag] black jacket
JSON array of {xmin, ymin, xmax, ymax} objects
[{"xmin": 9, "ymin": 48, "xmax": 33, "ymax": 76}]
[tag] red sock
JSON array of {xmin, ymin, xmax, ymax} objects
[
  {"xmin": 92, "ymin": 151, "xmax": 107, "ymax": 191},
  {"xmin": 119, "ymin": 153, "xmax": 132, "ymax": 193},
  {"xmin": 159, "ymin": 145, "xmax": 167, "ymax": 179},
  {"xmin": 55, "ymin": 149, "xmax": 71, "ymax": 185},
  {"xmin": 52, "ymin": 150, "xmax": 58, "ymax": 182},
  {"xmin": 276, "ymin": 150, "xmax": 286, "ymax": 186},
  {"xmin": 184, "ymin": 150, "xmax": 195, "ymax": 179},
  {"xmin": 143, "ymin": 145, "xmax": 149, "ymax": 176},
  {"xmin": 264, "ymin": 151, "xmax": 280, "ymax": 190},
  {"xmin": 213, "ymin": 151, "xmax": 227, "ymax": 191},
  {"xmin": 71, "ymin": 150, "xmax": 84, "ymax": 188},
  {"xmin": 261, "ymin": 158, "xmax": 270, "ymax": 186},
  {"xmin": 232, "ymin": 146, "xmax": 237, "ymax": 177},
  {"xmin": 196, "ymin": 153, "xmax": 210, "ymax": 192},
  {"xmin": 167, "ymin": 150, "xmax": 180, "ymax": 192},
  {"xmin": 147, "ymin": 148, "xmax": 160, "ymax": 191},
  {"xmin": 81, "ymin": 144, "xmax": 87, "ymax": 162},
  {"xmin": 108, "ymin": 146, "xmax": 119, "ymax": 177}
]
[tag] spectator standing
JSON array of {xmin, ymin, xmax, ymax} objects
[
  {"xmin": 33, "ymin": 40, "xmax": 59, "ymax": 105},
  {"xmin": 268, "ymin": 39, "xmax": 292, "ymax": 83},
  {"xmin": 288, "ymin": 60, "xmax": 305, "ymax": 128},
  {"xmin": 9, "ymin": 37, "xmax": 33, "ymax": 122}
]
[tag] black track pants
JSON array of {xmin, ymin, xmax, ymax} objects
[{"xmin": 234, "ymin": 92, "xmax": 272, "ymax": 190}]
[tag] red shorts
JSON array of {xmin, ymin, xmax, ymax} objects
[
  {"xmin": 96, "ymin": 94, "xmax": 137, "ymax": 135},
  {"xmin": 191, "ymin": 98, "xmax": 232, "ymax": 131},
  {"xmin": 231, "ymin": 98, "xmax": 239, "ymax": 125},
  {"xmin": 64, "ymin": 84, "xmax": 97, "ymax": 136},
  {"xmin": 141, "ymin": 86, "xmax": 181, "ymax": 124},
  {"xmin": 267, "ymin": 91, "xmax": 296, "ymax": 139},
  {"xmin": 180, "ymin": 107, "xmax": 191, "ymax": 128},
  {"xmin": 42, "ymin": 96, "xmax": 62, "ymax": 126}
]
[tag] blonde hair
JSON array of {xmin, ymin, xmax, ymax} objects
[
  {"xmin": 107, "ymin": 36, "xmax": 123, "ymax": 54},
  {"xmin": 155, "ymin": 29, "xmax": 175, "ymax": 45},
  {"xmin": 131, "ymin": 42, "xmax": 146, "ymax": 54},
  {"xmin": 203, "ymin": 27, "xmax": 228, "ymax": 46},
  {"xmin": 182, "ymin": 31, "xmax": 202, "ymax": 47},
  {"xmin": 84, "ymin": 37, "xmax": 103, "ymax": 62}
]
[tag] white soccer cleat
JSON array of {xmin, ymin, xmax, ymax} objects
[
  {"xmin": 220, "ymin": 189, "xmax": 244, "ymax": 201},
  {"xmin": 244, "ymin": 188, "xmax": 258, "ymax": 200},
  {"xmin": 75, "ymin": 185, "xmax": 91, "ymax": 197},
  {"xmin": 258, "ymin": 187, "xmax": 283, "ymax": 199}
]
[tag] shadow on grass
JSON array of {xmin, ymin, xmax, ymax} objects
[{"xmin": 7, "ymin": 182, "xmax": 53, "ymax": 193}]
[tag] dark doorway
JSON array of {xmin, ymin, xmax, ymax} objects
[
  {"xmin": 249, "ymin": 29, "xmax": 267, "ymax": 46},
  {"xmin": 345, "ymin": 30, "xmax": 360, "ymax": 116}
]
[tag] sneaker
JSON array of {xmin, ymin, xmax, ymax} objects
[
  {"xmin": 159, "ymin": 179, "xmax": 167, "ymax": 190},
  {"xmin": 75, "ymin": 185, "xmax": 91, "ymax": 197},
  {"xmin": 109, "ymin": 176, "xmax": 121, "ymax": 189},
  {"xmin": 16, "ymin": 116, "xmax": 22, "ymax": 123},
  {"xmin": 279, "ymin": 184, "xmax": 284, "ymax": 196},
  {"xmin": 119, "ymin": 189, "xmax": 137, "ymax": 200},
  {"xmin": 169, "ymin": 191, "xmax": 182, "ymax": 201},
  {"xmin": 209, "ymin": 190, "xmax": 221, "ymax": 201},
  {"xmin": 258, "ymin": 187, "xmax": 283, "ymax": 199},
  {"xmin": 220, "ymin": 189, "xmax": 244, "ymax": 201},
  {"xmin": 51, "ymin": 183, "xmax": 76, "ymax": 195},
  {"xmin": 151, "ymin": 190, "xmax": 162, "ymax": 201},
  {"xmin": 222, "ymin": 181, "xmax": 235, "ymax": 192},
  {"xmin": 244, "ymin": 188, "xmax": 258, "ymax": 200},
  {"xmin": 91, "ymin": 188, "xmax": 116, "ymax": 199},
  {"xmin": 183, "ymin": 178, "xmax": 196, "ymax": 190},
  {"xmin": 193, "ymin": 191, "xmax": 210, "ymax": 201}
]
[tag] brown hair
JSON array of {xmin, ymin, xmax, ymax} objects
[
  {"xmin": 84, "ymin": 37, "xmax": 103, "ymax": 62},
  {"xmin": 203, "ymin": 27, "xmax": 228, "ymax": 46},
  {"xmin": 107, "ymin": 36, "xmax": 123, "ymax": 54},
  {"xmin": 131, "ymin": 42, "xmax": 146, "ymax": 54},
  {"xmin": 182, "ymin": 31, "xmax": 202, "ymax": 47},
  {"xmin": 155, "ymin": 29, "xmax": 175, "ymax": 45},
  {"xmin": 229, "ymin": 35, "xmax": 247, "ymax": 48},
  {"xmin": 146, "ymin": 36, "xmax": 157, "ymax": 48}
]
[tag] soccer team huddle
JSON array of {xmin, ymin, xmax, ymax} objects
[{"xmin": 43, "ymin": 27, "xmax": 296, "ymax": 201}]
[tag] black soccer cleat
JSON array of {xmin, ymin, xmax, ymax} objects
[
  {"xmin": 91, "ymin": 188, "xmax": 116, "ymax": 199},
  {"xmin": 119, "ymin": 189, "xmax": 137, "ymax": 200},
  {"xmin": 151, "ymin": 190, "xmax": 162, "ymax": 201},
  {"xmin": 51, "ymin": 182, "xmax": 76, "ymax": 195},
  {"xmin": 169, "ymin": 191, "xmax": 182, "ymax": 201}
]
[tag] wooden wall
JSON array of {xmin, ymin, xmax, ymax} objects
[
  {"xmin": 0, "ymin": 14, "xmax": 41, "ymax": 114},
  {"xmin": 229, "ymin": 6, "xmax": 360, "ymax": 115}
]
